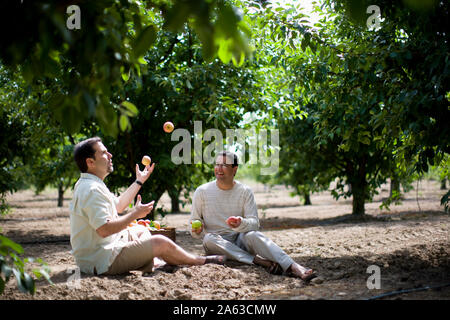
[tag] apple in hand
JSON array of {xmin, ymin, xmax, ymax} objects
[
  {"xmin": 191, "ymin": 220, "xmax": 203, "ymax": 233},
  {"xmin": 191, "ymin": 220, "xmax": 202, "ymax": 229},
  {"xmin": 226, "ymin": 216, "xmax": 241, "ymax": 228}
]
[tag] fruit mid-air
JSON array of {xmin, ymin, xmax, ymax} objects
[
  {"xmin": 163, "ymin": 121, "xmax": 174, "ymax": 133},
  {"xmin": 142, "ymin": 155, "xmax": 151, "ymax": 166}
]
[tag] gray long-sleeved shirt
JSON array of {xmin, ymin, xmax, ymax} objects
[{"xmin": 189, "ymin": 180, "xmax": 260, "ymax": 239}]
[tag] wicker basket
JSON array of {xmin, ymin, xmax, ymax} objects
[{"xmin": 150, "ymin": 227, "xmax": 176, "ymax": 242}]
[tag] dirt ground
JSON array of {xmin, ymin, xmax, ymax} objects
[{"xmin": 1, "ymin": 179, "xmax": 449, "ymax": 300}]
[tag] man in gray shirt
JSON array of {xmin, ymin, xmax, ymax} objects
[{"xmin": 190, "ymin": 151, "xmax": 316, "ymax": 281}]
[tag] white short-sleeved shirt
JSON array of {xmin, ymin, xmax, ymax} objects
[{"xmin": 69, "ymin": 173, "xmax": 128, "ymax": 274}]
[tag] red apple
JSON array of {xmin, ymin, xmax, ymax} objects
[
  {"xmin": 137, "ymin": 220, "xmax": 147, "ymax": 227},
  {"xmin": 226, "ymin": 216, "xmax": 240, "ymax": 225}
]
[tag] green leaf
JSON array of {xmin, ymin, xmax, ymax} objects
[
  {"xmin": 232, "ymin": 51, "xmax": 245, "ymax": 67},
  {"xmin": 23, "ymin": 272, "xmax": 35, "ymax": 294},
  {"xmin": 12, "ymin": 268, "xmax": 27, "ymax": 293},
  {"xmin": 0, "ymin": 235, "xmax": 24, "ymax": 254},
  {"xmin": 218, "ymin": 38, "xmax": 233, "ymax": 64},
  {"xmin": 1, "ymin": 264, "xmax": 12, "ymax": 281},
  {"xmin": 121, "ymin": 69, "xmax": 130, "ymax": 82},
  {"xmin": 133, "ymin": 25, "xmax": 157, "ymax": 58},
  {"xmin": 121, "ymin": 101, "xmax": 138, "ymax": 117},
  {"xmin": 138, "ymin": 56, "xmax": 148, "ymax": 65},
  {"xmin": 163, "ymin": 1, "xmax": 190, "ymax": 32},
  {"xmin": 61, "ymin": 100, "xmax": 83, "ymax": 135},
  {"xmin": 119, "ymin": 115, "xmax": 129, "ymax": 131},
  {"xmin": 96, "ymin": 103, "xmax": 119, "ymax": 138},
  {"xmin": 39, "ymin": 268, "xmax": 53, "ymax": 285}
]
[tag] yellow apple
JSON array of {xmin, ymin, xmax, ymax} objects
[
  {"xmin": 152, "ymin": 221, "xmax": 161, "ymax": 230},
  {"xmin": 142, "ymin": 155, "xmax": 151, "ymax": 166}
]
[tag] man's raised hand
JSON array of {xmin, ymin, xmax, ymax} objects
[{"xmin": 136, "ymin": 162, "xmax": 155, "ymax": 184}]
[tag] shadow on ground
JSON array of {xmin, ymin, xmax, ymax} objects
[
  {"xmin": 260, "ymin": 210, "xmax": 448, "ymax": 230},
  {"xmin": 256, "ymin": 241, "xmax": 450, "ymax": 300}
]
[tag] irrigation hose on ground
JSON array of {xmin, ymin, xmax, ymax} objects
[{"xmin": 367, "ymin": 282, "xmax": 450, "ymax": 300}]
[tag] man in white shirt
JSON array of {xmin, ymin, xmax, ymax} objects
[
  {"xmin": 70, "ymin": 137, "xmax": 225, "ymax": 275},
  {"xmin": 189, "ymin": 151, "xmax": 316, "ymax": 281}
]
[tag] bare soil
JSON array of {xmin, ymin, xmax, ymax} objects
[{"xmin": 1, "ymin": 179, "xmax": 449, "ymax": 300}]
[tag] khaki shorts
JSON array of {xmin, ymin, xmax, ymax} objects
[{"xmin": 104, "ymin": 227, "xmax": 154, "ymax": 275}]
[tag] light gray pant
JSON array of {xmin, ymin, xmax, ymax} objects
[{"xmin": 203, "ymin": 231, "xmax": 295, "ymax": 272}]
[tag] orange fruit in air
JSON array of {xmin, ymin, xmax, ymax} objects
[
  {"xmin": 163, "ymin": 121, "xmax": 174, "ymax": 133},
  {"xmin": 142, "ymin": 155, "xmax": 151, "ymax": 166}
]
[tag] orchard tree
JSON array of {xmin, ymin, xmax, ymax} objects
[
  {"xmin": 96, "ymin": 22, "xmax": 264, "ymax": 218},
  {"xmin": 0, "ymin": 68, "xmax": 31, "ymax": 214},
  {"xmin": 246, "ymin": 0, "xmax": 449, "ymax": 215},
  {"xmin": 328, "ymin": 0, "xmax": 450, "ymax": 210},
  {"xmin": 0, "ymin": 0, "xmax": 252, "ymax": 137},
  {"xmin": 0, "ymin": 0, "xmax": 255, "ymax": 295},
  {"xmin": 277, "ymin": 105, "xmax": 339, "ymax": 206}
]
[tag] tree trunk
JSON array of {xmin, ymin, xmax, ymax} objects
[
  {"xmin": 390, "ymin": 178, "xmax": 400, "ymax": 198},
  {"xmin": 350, "ymin": 162, "xmax": 367, "ymax": 216},
  {"xmin": 303, "ymin": 191, "xmax": 311, "ymax": 205},
  {"xmin": 57, "ymin": 183, "xmax": 64, "ymax": 207},
  {"xmin": 441, "ymin": 178, "xmax": 447, "ymax": 190},
  {"xmin": 352, "ymin": 189, "xmax": 365, "ymax": 215},
  {"xmin": 169, "ymin": 190, "xmax": 180, "ymax": 213}
]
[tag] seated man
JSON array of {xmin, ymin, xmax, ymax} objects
[
  {"xmin": 69, "ymin": 137, "xmax": 225, "ymax": 276},
  {"xmin": 189, "ymin": 151, "xmax": 316, "ymax": 281}
]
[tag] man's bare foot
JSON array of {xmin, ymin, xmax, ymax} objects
[{"xmin": 288, "ymin": 263, "xmax": 317, "ymax": 281}]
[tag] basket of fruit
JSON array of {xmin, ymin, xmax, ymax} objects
[
  {"xmin": 129, "ymin": 219, "xmax": 176, "ymax": 242},
  {"xmin": 150, "ymin": 226, "xmax": 176, "ymax": 242}
]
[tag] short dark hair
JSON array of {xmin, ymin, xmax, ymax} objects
[
  {"xmin": 73, "ymin": 137, "xmax": 102, "ymax": 173},
  {"xmin": 219, "ymin": 151, "xmax": 238, "ymax": 167}
]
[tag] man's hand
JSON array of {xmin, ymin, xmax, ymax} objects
[
  {"xmin": 116, "ymin": 164, "xmax": 155, "ymax": 213},
  {"xmin": 191, "ymin": 225, "xmax": 203, "ymax": 234},
  {"xmin": 191, "ymin": 220, "xmax": 203, "ymax": 234},
  {"xmin": 226, "ymin": 216, "xmax": 242, "ymax": 228},
  {"xmin": 97, "ymin": 195, "xmax": 154, "ymax": 238},
  {"xmin": 136, "ymin": 162, "xmax": 155, "ymax": 184},
  {"xmin": 133, "ymin": 194, "xmax": 154, "ymax": 219}
]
